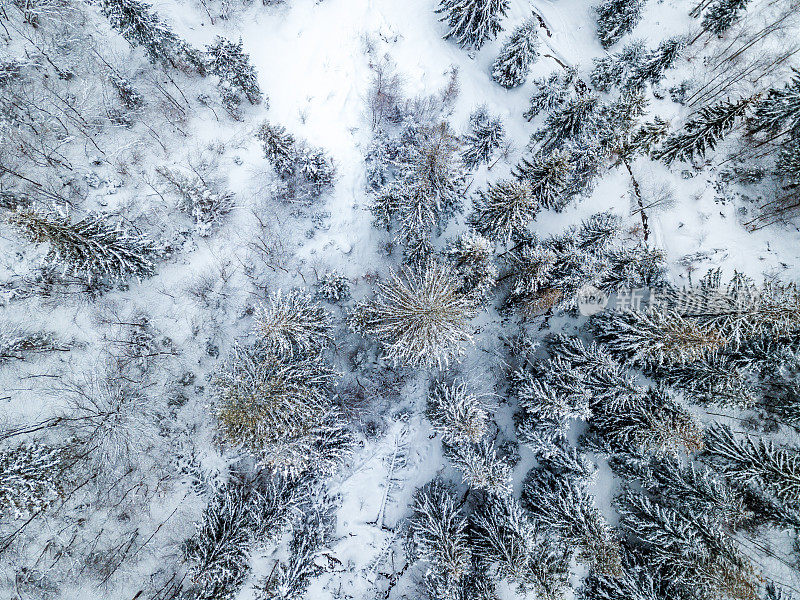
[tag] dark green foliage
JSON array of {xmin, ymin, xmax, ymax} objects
[
  {"xmin": 472, "ymin": 495, "xmax": 570, "ymax": 597},
  {"xmin": 100, "ymin": 0, "xmax": 196, "ymax": 67},
  {"xmin": 653, "ymin": 96, "xmax": 753, "ymax": 164},
  {"xmin": 701, "ymin": 0, "xmax": 750, "ymax": 35},
  {"xmin": 491, "ymin": 19, "xmax": 539, "ymax": 89},
  {"xmin": 462, "ymin": 107, "xmax": 504, "ymax": 169},
  {"xmin": 7, "ymin": 207, "xmax": 157, "ymax": 284},
  {"xmin": 513, "ymin": 149, "xmax": 572, "ymax": 211},
  {"xmin": 523, "ymin": 468, "xmax": 622, "ymax": 576},
  {"xmin": 206, "ymin": 37, "xmax": 263, "ymax": 106},
  {"xmin": 595, "ymin": 0, "xmax": 646, "ymax": 48},
  {"xmin": 702, "ymin": 424, "xmax": 800, "ymax": 509},
  {"xmin": 525, "ymin": 68, "xmax": 579, "ymax": 120},
  {"xmin": 749, "ymin": 71, "xmax": 800, "ymax": 137},
  {"xmin": 185, "ymin": 477, "xmax": 301, "ymax": 600},
  {"xmin": 436, "ymin": 0, "xmax": 510, "ymax": 49}
]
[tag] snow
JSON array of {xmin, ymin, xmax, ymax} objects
[{"xmin": 2, "ymin": 0, "xmax": 800, "ymax": 598}]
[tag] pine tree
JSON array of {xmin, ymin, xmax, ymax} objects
[
  {"xmin": 427, "ymin": 380, "xmax": 489, "ymax": 444},
  {"xmin": 471, "ymin": 179, "xmax": 539, "ymax": 242},
  {"xmin": 461, "ymin": 107, "xmax": 505, "ymax": 169},
  {"xmin": 594, "ymin": 0, "xmax": 647, "ymax": 48},
  {"xmin": 702, "ymin": 424, "xmax": 800, "ymax": 509},
  {"xmin": 491, "ymin": 19, "xmax": 539, "ymax": 89},
  {"xmin": 661, "ymin": 355, "xmax": 757, "ymax": 408},
  {"xmin": 472, "ymin": 495, "xmax": 569, "ymax": 596},
  {"xmin": 206, "ymin": 37, "xmax": 262, "ymax": 105},
  {"xmin": 513, "ymin": 149, "xmax": 572, "ymax": 211},
  {"xmin": 444, "ymin": 232, "xmax": 498, "ymax": 298},
  {"xmin": 446, "ymin": 440, "xmax": 513, "ymax": 495},
  {"xmin": 349, "ymin": 260, "xmax": 477, "ymax": 368},
  {"xmin": 257, "ymin": 122, "xmax": 298, "ymax": 178},
  {"xmin": 7, "ymin": 207, "xmax": 157, "ymax": 284},
  {"xmin": 100, "ymin": 0, "xmax": 195, "ymax": 67},
  {"xmin": 0, "ymin": 442, "xmax": 68, "ymax": 519},
  {"xmin": 436, "ymin": 0, "xmax": 510, "ymax": 49},
  {"xmin": 701, "ymin": 0, "xmax": 750, "ymax": 35},
  {"xmin": 409, "ymin": 480, "xmax": 471, "ymax": 599},
  {"xmin": 253, "ymin": 289, "xmax": 332, "ymax": 359},
  {"xmin": 213, "ymin": 343, "xmax": 347, "ymax": 477},
  {"xmin": 653, "ymin": 96, "xmax": 754, "ymax": 164}
]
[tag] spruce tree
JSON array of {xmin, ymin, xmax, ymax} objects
[
  {"xmin": 748, "ymin": 70, "xmax": 800, "ymax": 137},
  {"xmin": 156, "ymin": 166, "xmax": 234, "ymax": 236},
  {"xmin": 7, "ymin": 207, "xmax": 157, "ymax": 284},
  {"xmin": 472, "ymin": 495, "xmax": 569, "ymax": 597},
  {"xmin": 513, "ymin": 149, "xmax": 572, "ymax": 211},
  {"xmin": 206, "ymin": 37, "xmax": 262, "ymax": 105},
  {"xmin": 253, "ymin": 289, "xmax": 332, "ymax": 359},
  {"xmin": 444, "ymin": 232, "xmax": 498, "ymax": 298},
  {"xmin": 349, "ymin": 260, "xmax": 477, "ymax": 368},
  {"xmin": 523, "ymin": 468, "xmax": 622, "ymax": 576},
  {"xmin": 436, "ymin": 0, "xmax": 510, "ymax": 49},
  {"xmin": 256, "ymin": 122, "xmax": 298, "ymax": 178},
  {"xmin": 491, "ymin": 18, "xmax": 539, "ymax": 89},
  {"xmin": 702, "ymin": 424, "xmax": 800, "ymax": 509},
  {"xmin": 653, "ymin": 96, "xmax": 753, "ymax": 164},
  {"xmin": 100, "ymin": 0, "xmax": 195, "ymax": 67},
  {"xmin": 446, "ymin": 440, "xmax": 513, "ymax": 495},
  {"xmin": 524, "ymin": 68, "xmax": 579, "ymax": 120},
  {"xmin": 539, "ymin": 94, "xmax": 599, "ymax": 152},
  {"xmin": 409, "ymin": 480, "xmax": 471, "ymax": 599},
  {"xmin": 471, "ymin": 179, "xmax": 539, "ymax": 242},
  {"xmin": 461, "ymin": 107, "xmax": 505, "ymax": 169},
  {"xmin": 701, "ymin": 0, "xmax": 750, "ymax": 35},
  {"xmin": 594, "ymin": 0, "xmax": 647, "ymax": 49}
]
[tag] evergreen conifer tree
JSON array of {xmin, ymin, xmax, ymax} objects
[
  {"xmin": 491, "ymin": 19, "xmax": 539, "ymax": 89},
  {"xmin": 436, "ymin": 0, "xmax": 510, "ymax": 49},
  {"xmin": 595, "ymin": 0, "xmax": 647, "ymax": 49},
  {"xmin": 206, "ymin": 37, "xmax": 262, "ymax": 105},
  {"xmin": 653, "ymin": 96, "xmax": 754, "ymax": 164},
  {"xmin": 748, "ymin": 71, "xmax": 800, "ymax": 137},
  {"xmin": 100, "ymin": 0, "xmax": 197, "ymax": 67},
  {"xmin": 472, "ymin": 495, "xmax": 570, "ymax": 596},
  {"xmin": 256, "ymin": 122, "xmax": 298, "ymax": 178},
  {"xmin": 513, "ymin": 149, "xmax": 572, "ymax": 211},
  {"xmin": 701, "ymin": 0, "xmax": 750, "ymax": 35},
  {"xmin": 446, "ymin": 440, "xmax": 513, "ymax": 495},
  {"xmin": 253, "ymin": 289, "xmax": 332, "ymax": 359},
  {"xmin": 462, "ymin": 106, "xmax": 505, "ymax": 169},
  {"xmin": 349, "ymin": 260, "xmax": 477, "ymax": 368},
  {"xmin": 7, "ymin": 207, "xmax": 157, "ymax": 284},
  {"xmin": 427, "ymin": 380, "xmax": 489, "ymax": 445},
  {"xmin": 471, "ymin": 179, "xmax": 539, "ymax": 242},
  {"xmin": 444, "ymin": 232, "xmax": 498, "ymax": 298},
  {"xmin": 409, "ymin": 480, "xmax": 471, "ymax": 599}
]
